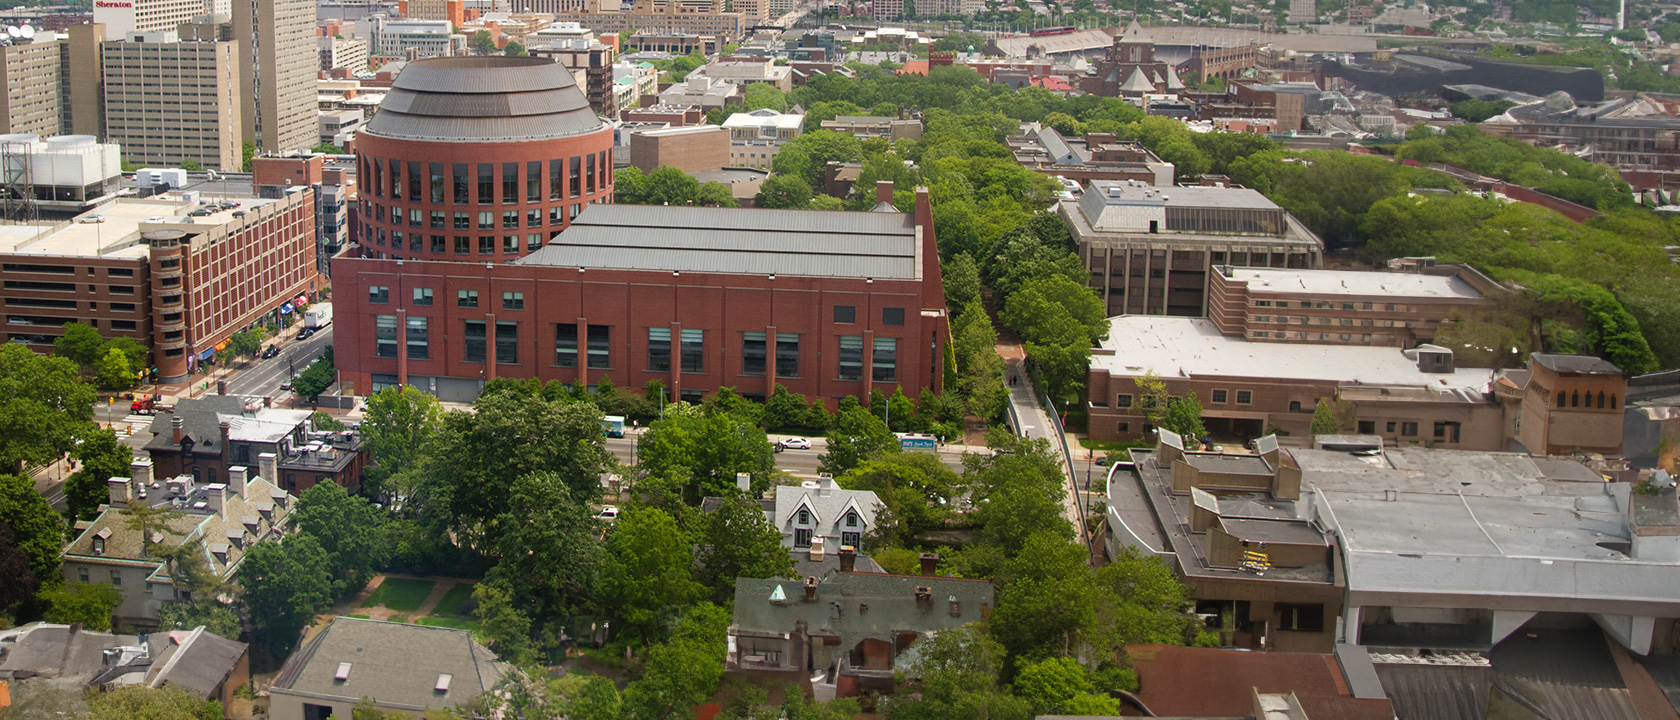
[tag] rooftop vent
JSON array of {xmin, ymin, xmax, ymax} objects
[
  {"xmin": 335, "ymin": 662, "xmax": 352, "ymax": 681},
  {"xmin": 435, "ymin": 674, "xmax": 452, "ymax": 693}
]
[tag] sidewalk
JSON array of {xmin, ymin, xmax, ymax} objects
[{"xmin": 998, "ymin": 338, "xmax": 1087, "ymax": 544}]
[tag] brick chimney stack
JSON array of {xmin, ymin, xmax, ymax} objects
[
  {"xmin": 171, "ymin": 416, "xmax": 184, "ymax": 444},
  {"xmin": 838, "ymin": 545, "xmax": 856, "ymax": 573},
  {"xmin": 228, "ymin": 466, "xmax": 247, "ymax": 498},
  {"xmin": 919, "ymin": 552, "xmax": 940, "ymax": 577},
  {"xmin": 876, "ymin": 180, "xmax": 894, "ymax": 207},
  {"xmin": 206, "ymin": 483, "xmax": 227, "ymax": 517}
]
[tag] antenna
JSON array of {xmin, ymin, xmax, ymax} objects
[
  {"xmin": 5, "ymin": 26, "xmax": 19, "ymax": 38},
  {"xmin": 19, "ymin": 25, "xmax": 33, "ymax": 39}
]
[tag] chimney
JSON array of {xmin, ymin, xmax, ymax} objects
[
  {"xmin": 107, "ymin": 476, "xmax": 132, "ymax": 506},
  {"xmin": 206, "ymin": 483, "xmax": 227, "ymax": 517},
  {"xmin": 803, "ymin": 575, "xmax": 818, "ymax": 603},
  {"xmin": 258, "ymin": 452, "xmax": 278, "ymax": 484},
  {"xmin": 918, "ymin": 552, "xmax": 939, "ymax": 577},
  {"xmin": 218, "ymin": 421, "xmax": 230, "ymax": 460},
  {"xmin": 808, "ymin": 535, "xmax": 826, "ymax": 560},
  {"xmin": 171, "ymin": 416, "xmax": 184, "ymax": 444},
  {"xmin": 838, "ymin": 545, "xmax": 856, "ymax": 573},
  {"xmin": 875, "ymin": 180, "xmax": 894, "ymax": 207},
  {"xmin": 735, "ymin": 472, "xmax": 750, "ymax": 494},
  {"xmin": 229, "ymin": 466, "xmax": 247, "ymax": 498},
  {"xmin": 130, "ymin": 458, "xmax": 153, "ymax": 488}
]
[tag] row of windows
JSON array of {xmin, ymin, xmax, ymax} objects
[
  {"xmin": 1114, "ymin": 389, "xmax": 1253, "ymax": 408},
  {"xmin": 1353, "ymin": 419, "xmax": 1459, "ymax": 442},
  {"xmin": 369, "ymin": 318, "xmax": 900, "ymax": 381},
  {"xmin": 1252, "ymin": 316, "xmax": 1409, "ymax": 329},
  {"xmin": 371, "ymin": 288, "xmax": 912, "ymax": 331},
  {"xmin": 362, "ymin": 155, "xmax": 609, "ymax": 205},
  {"xmin": 1558, "ymin": 390, "xmax": 1617, "ymax": 410},
  {"xmin": 1254, "ymin": 300, "xmax": 1414, "ymax": 312}
]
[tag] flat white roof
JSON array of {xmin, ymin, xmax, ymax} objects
[
  {"xmin": 4, "ymin": 196, "xmax": 277, "ymax": 259},
  {"xmin": 1093, "ymin": 316, "xmax": 1494, "ymax": 391},
  {"xmin": 1224, "ymin": 267, "xmax": 1482, "ymax": 300},
  {"xmin": 721, "ymin": 110, "xmax": 804, "ymax": 131}
]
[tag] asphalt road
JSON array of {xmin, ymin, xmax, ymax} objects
[{"xmin": 222, "ymin": 325, "xmax": 336, "ymax": 400}]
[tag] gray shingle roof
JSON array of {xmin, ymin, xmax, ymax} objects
[
  {"xmin": 518, "ymin": 205, "xmax": 920, "ymax": 279},
  {"xmin": 270, "ymin": 618, "xmax": 509, "ymax": 712},
  {"xmin": 145, "ymin": 627, "xmax": 247, "ymax": 697},
  {"xmin": 732, "ymin": 573, "xmax": 993, "ymax": 652},
  {"xmin": 1531, "ymin": 353, "xmax": 1623, "ymax": 375},
  {"xmin": 144, "ymin": 395, "xmax": 249, "ymax": 454},
  {"xmin": 772, "ymin": 483, "xmax": 880, "ymax": 540}
]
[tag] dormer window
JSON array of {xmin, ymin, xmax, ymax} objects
[
  {"xmin": 846, "ymin": 512, "xmax": 858, "ymax": 528},
  {"xmin": 797, "ymin": 509, "xmax": 810, "ymax": 525},
  {"xmin": 92, "ymin": 537, "xmax": 105, "ymax": 555}
]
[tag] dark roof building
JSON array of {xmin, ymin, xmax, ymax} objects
[
  {"xmin": 142, "ymin": 396, "xmax": 367, "ymax": 496},
  {"xmin": 268, "ymin": 617, "xmax": 511, "ymax": 720},
  {"xmin": 0, "ymin": 624, "xmax": 249, "ymax": 708}
]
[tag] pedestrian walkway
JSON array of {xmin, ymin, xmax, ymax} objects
[{"xmin": 998, "ymin": 337, "xmax": 1089, "ymax": 550}]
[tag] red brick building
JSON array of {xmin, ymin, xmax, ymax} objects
[
  {"xmin": 351, "ymin": 56, "xmax": 614, "ymax": 263},
  {"xmin": 331, "ymin": 184, "xmax": 949, "ymax": 404}
]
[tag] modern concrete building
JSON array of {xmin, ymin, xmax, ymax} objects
[
  {"xmin": 318, "ymin": 34, "xmax": 370, "ymax": 71},
  {"xmin": 0, "ymin": 134, "xmax": 123, "ymax": 216},
  {"xmin": 820, "ymin": 115, "xmax": 922, "ymax": 142},
  {"xmin": 0, "ymin": 192, "xmax": 323, "ymax": 380},
  {"xmin": 235, "ymin": 0, "xmax": 323, "ymax": 156},
  {"xmin": 99, "ymin": 39, "xmax": 245, "ymax": 170},
  {"xmin": 722, "ymin": 108, "xmax": 802, "ymax": 167},
  {"xmin": 690, "ymin": 55, "xmax": 792, "ymax": 93},
  {"xmin": 1059, "ymin": 180, "xmax": 1324, "ymax": 317},
  {"xmin": 1, "ymin": 38, "xmax": 65, "ymax": 137},
  {"xmin": 655, "ymin": 75, "xmax": 741, "ymax": 110},
  {"xmin": 63, "ymin": 23, "xmax": 109, "ymax": 138},
  {"xmin": 1009, "ymin": 127, "xmax": 1174, "ymax": 187},
  {"xmin": 331, "ymin": 184, "xmax": 949, "ymax": 405},
  {"xmin": 352, "ymin": 56, "xmax": 614, "ymax": 263},
  {"xmin": 1205, "ymin": 264, "xmax": 1496, "ymax": 348},
  {"xmin": 368, "ymin": 17, "xmax": 464, "ymax": 58},
  {"xmin": 528, "ymin": 38, "xmax": 617, "ymax": 118}
]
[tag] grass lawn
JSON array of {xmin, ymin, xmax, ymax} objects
[
  {"xmin": 360, "ymin": 578, "xmax": 436, "ymax": 612},
  {"xmin": 417, "ymin": 616, "xmax": 479, "ymax": 632},
  {"xmin": 432, "ymin": 583, "xmax": 476, "ymax": 617},
  {"xmin": 345, "ymin": 614, "xmax": 370, "ymax": 619}
]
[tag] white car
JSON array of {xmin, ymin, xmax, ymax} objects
[
  {"xmin": 79, "ymin": 214, "xmax": 104, "ymax": 223},
  {"xmin": 146, "ymin": 216, "xmax": 167, "ymax": 223},
  {"xmin": 596, "ymin": 506, "xmax": 619, "ymax": 521},
  {"xmin": 779, "ymin": 437, "xmax": 813, "ymax": 450}
]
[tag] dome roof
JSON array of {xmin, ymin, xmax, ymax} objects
[{"xmin": 363, "ymin": 57, "xmax": 604, "ymax": 143}]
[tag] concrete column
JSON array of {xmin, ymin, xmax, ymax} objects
[
  {"xmin": 765, "ymin": 324, "xmax": 778, "ymax": 399},
  {"xmin": 862, "ymin": 329, "xmax": 875, "ymax": 402},
  {"xmin": 396, "ymin": 308, "xmax": 408, "ymax": 387},
  {"xmin": 669, "ymin": 321, "xmax": 681, "ymax": 398},
  {"xmin": 485, "ymin": 312, "xmax": 497, "ymax": 380},
  {"xmin": 576, "ymin": 318, "xmax": 589, "ymax": 387}
]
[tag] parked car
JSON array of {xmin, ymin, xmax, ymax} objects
[
  {"xmin": 79, "ymin": 214, "xmax": 104, "ymax": 224},
  {"xmin": 261, "ymin": 345, "xmax": 280, "ymax": 359},
  {"xmin": 778, "ymin": 437, "xmax": 813, "ymax": 450},
  {"xmin": 298, "ymin": 327, "xmax": 316, "ymax": 340},
  {"xmin": 596, "ymin": 506, "xmax": 619, "ymax": 521}
]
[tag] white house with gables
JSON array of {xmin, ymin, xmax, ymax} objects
[{"xmin": 772, "ymin": 477, "xmax": 880, "ymax": 552}]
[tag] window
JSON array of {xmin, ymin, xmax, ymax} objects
[
  {"xmin": 478, "ymin": 211, "xmax": 494, "ymax": 229},
  {"xmin": 527, "ymin": 233, "xmax": 542, "ymax": 250},
  {"xmin": 1597, "ymin": 391, "xmax": 1605, "ymax": 409},
  {"xmin": 1556, "ymin": 390, "xmax": 1566, "ymax": 407},
  {"xmin": 1289, "ymin": 400, "xmax": 1302, "ymax": 413},
  {"xmin": 431, "ymin": 210, "xmax": 445, "ymax": 228},
  {"xmin": 1236, "ymin": 391, "xmax": 1253, "ymax": 405},
  {"xmin": 585, "ymin": 325, "xmax": 610, "ymax": 369},
  {"xmin": 883, "ymin": 307, "xmax": 905, "ymax": 326},
  {"xmin": 834, "ymin": 305, "xmax": 856, "ymax": 324},
  {"xmin": 1116, "ymin": 394, "xmax": 1133, "ymax": 408},
  {"xmin": 1434, "ymin": 421, "xmax": 1460, "ymax": 443},
  {"xmin": 527, "ymin": 207, "xmax": 542, "ymax": 227},
  {"xmin": 503, "ymin": 210, "xmax": 518, "ymax": 229},
  {"xmin": 406, "ymin": 316, "xmax": 429, "ymax": 360},
  {"xmin": 503, "ymin": 235, "xmax": 518, "ymax": 253},
  {"xmin": 390, "ymin": 159, "xmax": 403, "ymax": 199},
  {"xmin": 569, "ymin": 156, "xmax": 582, "ymax": 197},
  {"xmin": 1571, "ymin": 391, "xmax": 1579, "ymax": 408},
  {"xmin": 79, "ymin": 567, "xmax": 89, "ymax": 581},
  {"xmin": 743, "ymin": 332, "xmax": 767, "ymax": 375},
  {"xmin": 455, "ymin": 212, "xmax": 470, "ymax": 230},
  {"xmin": 839, "ymin": 336, "xmax": 863, "ymax": 380},
  {"xmin": 1275, "ymin": 301, "xmax": 1289, "ymax": 308},
  {"xmin": 430, "ymin": 162, "xmax": 444, "ymax": 203},
  {"xmin": 680, "ymin": 329, "xmax": 704, "ymax": 373},
  {"xmin": 431, "ymin": 235, "xmax": 445, "ymax": 253},
  {"xmin": 776, "ymin": 334, "xmax": 799, "ymax": 377},
  {"xmin": 1357, "ymin": 420, "xmax": 1375, "ymax": 434},
  {"xmin": 586, "ymin": 153, "xmax": 597, "ymax": 193},
  {"xmin": 503, "ymin": 292, "xmax": 524, "ymax": 310},
  {"xmin": 648, "ymin": 328, "xmax": 672, "ymax": 371},
  {"xmin": 479, "ymin": 236, "xmax": 494, "ymax": 254},
  {"xmin": 872, "ymin": 337, "xmax": 897, "ymax": 382},
  {"xmin": 1386, "ymin": 422, "xmax": 1396, "ymax": 432},
  {"xmin": 1119, "ymin": 422, "xmax": 1130, "ymax": 433},
  {"xmin": 454, "ymin": 236, "xmax": 469, "ymax": 254},
  {"xmin": 477, "ymin": 163, "xmax": 493, "ymax": 204},
  {"xmin": 549, "ymin": 159, "xmax": 563, "ymax": 200},
  {"xmin": 368, "ymin": 285, "xmax": 389, "ymax": 304},
  {"xmin": 794, "ymin": 528, "xmax": 813, "ymax": 547},
  {"xmin": 527, "ymin": 161, "xmax": 542, "ymax": 202},
  {"xmin": 390, "ymin": 231, "xmax": 403, "ymax": 250},
  {"xmin": 409, "ymin": 208, "xmax": 423, "ymax": 227},
  {"xmin": 797, "ymin": 509, "xmax": 810, "ymax": 524},
  {"xmin": 1211, "ymin": 389, "xmax": 1228, "ymax": 404},
  {"xmin": 375, "ymin": 315, "xmax": 398, "ymax": 358},
  {"xmin": 1401, "ymin": 422, "xmax": 1418, "ymax": 437},
  {"xmin": 458, "ymin": 290, "xmax": 478, "ymax": 308},
  {"xmin": 1256, "ymin": 300, "xmax": 1272, "ymax": 307},
  {"xmin": 841, "ymin": 531, "xmax": 861, "ymax": 548},
  {"xmin": 110, "ymin": 569, "xmax": 122, "ymax": 586},
  {"xmin": 413, "ymin": 288, "xmax": 433, "ymax": 306},
  {"xmin": 556, "ymin": 324, "xmax": 579, "ymax": 367},
  {"xmin": 496, "ymin": 322, "xmax": 518, "ymax": 364},
  {"xmin": 464, "ymin": 321, "xmax": 486, "ymax": 362},
  {"xmin": 1276, "ymin": 603, "xmax": 1324, "ymax": 632}
]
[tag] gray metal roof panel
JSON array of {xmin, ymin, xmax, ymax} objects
[
  {"xmin": 390, "ymin": 56, "xmax": 577, "ymax": 94},
  {"xmin": 363, "ymin": 111, "xmax": 604, "ymax": 142}
]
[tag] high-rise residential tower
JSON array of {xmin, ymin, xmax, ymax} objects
[
  {"xmin": 91, "ymin": 0, "xmax": 202, "ymax": 38},
  {"xmin": 234, "ymin": 0, "xmax": 317, "ymax": 156}
]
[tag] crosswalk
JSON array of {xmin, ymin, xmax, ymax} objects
[{"xmin": 122, "ymin": 414, "xmax": 156, "ymax": 425}]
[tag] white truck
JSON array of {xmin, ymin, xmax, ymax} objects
[{"xmin": 304, "ymin": 303, "xmax": 334, "ymax": 329}]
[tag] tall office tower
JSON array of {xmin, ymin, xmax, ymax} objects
[
  {"xmin": 2, "ymin": 38, "xmax": 65, "ymax": 137},
  {"xmin": 100, "ymin": 40, "xmax": 245, "ymax": 169},
  {"xmin": 234, "ymin": 0, "xmax": 317, "ymax": 156},
  {"xmin": 92, "ymin": 0, "xmax": 203, "ymax": 37},
  {"xmin": 63, "ymin": 24, "xmax": 106, "ymax": 137}
]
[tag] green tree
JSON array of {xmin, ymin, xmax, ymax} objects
[
  {"xmin": 311, "ymin": 142, "xmax": 345, "ymax": 154},
  {"xmin": 469, "ymin": 30, "xmax": 496, "ymax": 54},
  {"xmin": 771, "ymin": 131, "xmax": 863, "ymax": 186},
  {"xmin": 838, "ymin": 453, "xmax": 957, "ymax": 547},
  {"xmin": 620, "ymin": 603, "xmax": 730, "ymax": 720},
  {"xmin": 87, "ymin": 685, "xmax": 223, "ymax": 720},
  {"xmin": 1133, "ymin": 371, "xmax": 1170, "ymax": 432},
  {"xmin": 1162, "ymin": 391, "xmax": 1206, "ymax": 441},
  {"xmin": 290, "ymin": 352, "xmax": 336, "ymax": 401},
  {"xmin": 226, "ymin": 329, "xmax": 264, "ymax": 360},
  {"xmin": 1013, "ymin": 657, "xmax": 1117, "ymax": 716},
  {"xmin": 819, "ymin": 407, "xmax": 899, "ymax": 476},
  {"xmin": 941, "ymin": 253, "xmax": 982, "ymax": 310},
  {"xmin": 695, "ymin": 494, "xmax": 794, "ymax": 602},
  {"xmin": 359, "ymin": 385, "xmax": 442, "ymax": 501},
  {"xmin": 881, "ymin": 625, "xmax": 1029, "ymax": 720},
  {"xmin": 742, "ymin": 83, "xmax": 787, "ymax": 112},
  {"xmin": 53, "ymin": 321, "xmax": 107, "ymax": 371},
  {"xmin": 553, "ymin": 674, "xmax": 622, "ymax": 720},
  {"xmin": 0, "ymin": 473, "xmax": 63, "ymax": 595},
  {"xmin": 988, "ymin": 532, "xmax": 1097, "ymax": 659},
  {"xmin": 238, "ymin": 535, "xmax": 333, "ymax": 656},
  {"xmin": 1310, "ymin": 397, "xmax": 1340, "ymax": 435},
  {"xmin": 810, "ymin": 194, "xmax": 846, "ymax": 210},
  {"xmin": 96, "ymin": 347, "xmax": 133, "ymax": 391},
  {"xmin": 310, "ymin": 411, "xmax": 345, "ymax": 431},
  {"xmin": 1091, "ymin": 546, "xmax": 1215, "ymax": 648},
  {"xmin": 636, "ymin": 410, "xmax": 776, "ymax": 501},
  {"xmin": 601, "ymin": 506, "xmax": 706, "ymax": 644},
  {"xmin": 39, "ymin": 581, "xmax": 123, "ymax": 631},
  {"xmin": 484, "ymin": 471, "xmax": 603, "ymax": 619},
  {"xmin": 65, "ymin": 428, "xmax": 133, "ymax": 523},
  {"xmin": 754, "ymin": 173, "xmax": 813, "ymax": 208},
  {"xmin": 503, "ymin": 40, "xmax": 527, "ymax": 56},
  {"xmin": 156, "ymin": 599, "xmax": 241, "ymax": 638},
  {"xmin": 180, "ymin": 159, "xmax": 203, "ymax": 172},
  {"xmin": 293, "ymin": 481, "xmax": 388, "ymax": 597},
  {"xmin": 0, "ymin": 520, "xmax": 46, "ymax": 617},
  {"xmin": 473, "ymin": 582, "xmax": 538, "ymax": 666},
  {"xmin": 103, "ymin": 336, "xmax": 151, "ymax": 376},
  {"xmin": 0, "ymin": 344, "xmax": 96, "ymax": 474}
]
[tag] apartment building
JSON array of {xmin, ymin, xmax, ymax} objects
[
  {"xmin": 2, "ymin": 39, "xmax": 64, "ymax": 137},
  {"xmin": 234, "ymin": 0, "xmax": 319, "ymax": 156},
  {"xmin": 722, "ymin": 108, "xmax": 802, "ymax": 167},
  {"xmin": 1206, "ymin": 264, "xmax": 1496, "ymax": 348},
  {"xmin": 100, "ymin": 40, "xmax": 246, "ymax": 170},
  {"xmin": 1060, "ymin": 180, "xmax": 1324, "ymax": 317},
  {"xmin": 690, "ymin": 55, "xmax": 792, "ymax": 93},
  {"xmin": 92, "ymin": 0, "xmax": 201, "ymax": 38},
  {"xmin": 318, "ymin": 34, "xmax": 370, "ymax": 71},
  {"xmin": 529, "ymin": 39, "xmax": 618, "ymax": 118}
]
